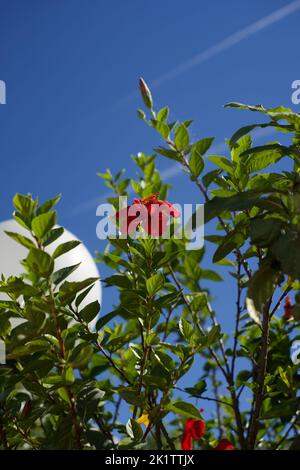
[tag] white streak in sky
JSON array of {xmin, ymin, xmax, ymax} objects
[
  {"xmin": 120, "ymin": 0, "xmax": 300, "ymax": 104},
  {"xmin": 72, "ymin": 1, "xmax": 300, "ymax": 215}
]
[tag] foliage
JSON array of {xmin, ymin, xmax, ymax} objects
[{"xmin": 1, "ymin": 82, "xmax": 300, "ymax": 450}]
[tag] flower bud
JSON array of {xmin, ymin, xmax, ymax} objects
[{"xmin": 139, "ymin": 77, "xmax": 153, "ymax": 109}]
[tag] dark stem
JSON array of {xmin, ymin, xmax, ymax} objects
[
  {"xmin": 48, "ymin": 282, "xmax": 82, "ymax": 449},
  {"xmin": 247, "ymin": 298, "xmax": 272, "ymax": 449},
  {"xmin": 96, "ymin": 341, "xmax": 133, "ymax": 386},
  {"xmin": 94, "ymin": 414, "xmax": 117, "ymax": 449},
  {"xmin": 160, "ymin": 422, "xmax": 176, "ymax": 450},
  {"xmin": 231, "ymin": 257, "xmax": 242, "ymax": 377}
]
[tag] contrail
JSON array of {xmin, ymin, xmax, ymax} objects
[
  {"xmin": 71, "ymin": 127, "xmax": 276, "ymax": 216},
  {"xmin": 119, "ymin": 0, "xmax": 300, "ymax": 104},
  {"xmin": 72, "ymin": 1, "xmax": 300, "ymax": 215}
]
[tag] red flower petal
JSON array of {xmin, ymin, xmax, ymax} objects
[
  {"xmin": 116, "ymin": 194, "xmax": 179, "ymax": 236},
  {"xmin": 183, "ymin": 418, "xmax": 205, "ymax": 440},
  {"xmin": 190, "ymin": 419, "xmax": 205, "ymax": 439},
  {"xmin": 213, "ymin": 439, "xmax": 234, "ymax": 450},
  {"xmin": 284, "ymin": 296, "xmax": 293, "ymax": 320},
  {"xmin": 181, "ymin": 430, "xmax": 193, "ymax": 451}
]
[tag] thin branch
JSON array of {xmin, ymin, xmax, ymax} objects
[
  {"xmin": 167, "ymin": 263, "xmax": 228, "ymax": 379},
  {"xmin": 175, "ymin": 385, "xmax": 233, "ymax": 408},
  {"xmin": 96, "ymin": 341, "xmax": 133, "ymax": 386},
  {"xmin": 270, "ymin": 285, "xmax": 292, "ymax": 319},
  {"xmin": 231, "ymin": 257, "xmax": 242, "ymax": 377},
  {"xmin": 167, "ymin": 140, "xmax": 252, "ymax": 280},
  {"xmin": 94, "ymin": 414, "xmax": 117, "ymax": 450},
  {"xmin": 48, "ymin": 282, "xmax": 82, "ymax": 450},
  {"xmin": 247, "ymin": 297, "xmax": 272, "ymax": 449},
  {"xmin": 211, "ymin": 369, "xmax": 223, "ymax": 439},
  {"xmin": 272, "ymin": 414, "xmax": 298, "ymax": 450},
  {"xmin": 160, "ymin": 422, "xmax": 176, "ymax": 450}
]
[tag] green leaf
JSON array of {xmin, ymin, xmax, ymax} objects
[
  {"xmin": 249, "ymin": 218, "xmax": 282, "ymax": 248},
  {"xmin": 52, "ymin": 240, "xmax": 81, "ymax": 259},
  {"xmin": 270, "ymin": 231, "xmax": 300, "ymax": 279},
  {"xmin": 117, "ymin": 437, "xmax": 136, "ymax": 450},
  {"xmin": 204, "ymin": 192, "xmax": 260, "ymax": 223},
  {"xmin": 75, "ymin": 285, "xmax": 95, "ymax": 307},
  {"xmin": 143, "ymin": 375, "xmax": 167, "ymax": 389},
  {"xmin": 0, "ymin": 315, "xmax": 11, "ymax": 335},
  {"xmin": 26, "ymin": 248, "xmax": 54, "ymax": 278},
  {"xmin": 64, "ymin": 367, "xmax": 74, "ymax": 384},
  {"xmin": 236, "ymin": 370, "xmax": 252, "ymax": 388},
  {"xmin": 213, "ymin": 228, "xmax": 245, "ymax": 263},
  {"xmin": 96, "ymin": 311, "xmax": 118, "ymax": 329},
  {"xmin": 208, "ymin": 155, "xmax": 233, "ymax": 174},
  {"xmin": 77, "ymin": 383, "xmax": 105, "ymax": 419},
  {"xmin": 206, "ymin": 324, "xmax": 221, "ymax": 346},
  {"xmin": 193, "ymin": 137, "xmax": 214, "ymax": 156},
  {"xmin": 57, "ymin": 387, "xmax": 71, "ymax": 403},
  {"xmin": 13, "ymin": 194, "xmax": 36, "ymax": 218},
  {"xmin": 43, "ymin": 226, "xmax": 64, "ymax": 246},
  {"xmin": 185, "ymin": 380, "xmax": 207, "ymax": 398},
  {"xmin": 202, "ymin": 169, "xmax": 222, "ymax": 188},
  {"xmin": 261, "ymin": 398, "xmax": 299, "ymax": 419},
  {"xmin": 146, "ymin": 273, "xmax": 165, "ymax": 296},
  {"xmin": 179, "ymin": 317, "xmax": 194, "ymax": 342},
  {"xmin": 175, "ymin": 124, "xmax": 189, "ymax": 151},
  {"xmin": 247, "ymin": 264, "xmax": 277, "ymax": 313},
  {"xmin": 201, "ymin": 269, "xmax": 223, "ymax": 282},
  {"xmin": 59, "ymin": 278, "xmax": 98, "ymax": 304},
  {"xmin": 118, "ymin": 388, "xmax": 144, "ymax": 407},
  {"xmin": 52, "ymin": 263, "xmax": 80, "ymax": 285},
  {"xmin": 166, "ymin": 401, "xmax": 201, "ymax": 419},
  {"xmin": 31, "ymin": 212, "xmax": 57, "ymax": 239},
  {"xmin": 104, "ymin": 274, "xmax": 132, "ymax": 289},
  {"xmin": 4, "ymin": 231, "xmax": 35, "ymax": 250},
  {"xmin": 153, "ymin": 147, "xmax": 182, "ymax": 162},
  {"xmin": 157, "ymin": 106, "xmax": 169, "ymax": 122},
  {"xmin": 126, "ymin": 419, "xmax": 143, "ymax": 441},
  {"xmin": 80, "ymin": 300, "xmax": 100, "ymax": 323},
  {"xmin": 189, "ymin": 151, "xmax": 204, "ymax": 178},
  {"xmin": 69, "ymin": 344, "xmax": 94, "ymax": 368},
  {"xmin": 243, "ymin": 145, "xmax": 284, "ymax": 173},
  {"xmin": 0, "ymin": 278, "xmax": 39, "ymax": 298},
  {"xmin": 231, "ymin": 135, "xmax": 252, "ymax": 162},
  {"xmin": 224, "ymin": 102, "xmax": 267, "ymax": 112},
  {"xmin": 228, "ymin": 123, "xmax": 279, "ymax": 148},
  {"xmin": 137, "ymin": 109, "xmax": 146, "ymax": 120},
  {"xmin": 36, "ymin": 195, "xmax": 61, "ymax": 215},
  {"xmin": 156, "ymin": 121, "xmax": 169, "ymax": 139}
]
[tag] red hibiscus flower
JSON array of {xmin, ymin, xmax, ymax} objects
[
  {"xmin": 181, "ymin": 418, "xmax": 205, "ymax": 450},
  {"xmin": 116, "ymin": 194, "xmax": 180, "ymax": 237},
  {"xmin": 284, "ymin": 296, "xmax": 293, "ymax": 320},
  {"xmin": 213, "ymin": 439, "xmax": 234, "ymax": 450}
]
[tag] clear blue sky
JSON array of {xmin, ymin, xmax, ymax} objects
[{"xmin": 1, "ymin": 0, "xmax": 300, "ymax": 422}]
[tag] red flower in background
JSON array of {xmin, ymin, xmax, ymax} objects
[
  {"xmin": 284, "ymin": 296, "xmax": 293, "ymax": 320},
  {"xmin": 181, "ymin": 418, "xmax": 205, "ymax": 450},
  {"xmin": 116, "ymin": 194, "xmax": 180, "ymax": 237},
  {"xmin": 213, "ymin": 439, "xmax": 234, "ymax": 450}
]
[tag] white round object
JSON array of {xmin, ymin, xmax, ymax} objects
[{"xmin": 0, "ymin": 219, "xmax": 101, "ymax": 326}]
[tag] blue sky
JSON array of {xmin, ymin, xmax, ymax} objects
[{"xmin": 1, "ymin": 0, "xmax": 300, "ymax": 423}]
